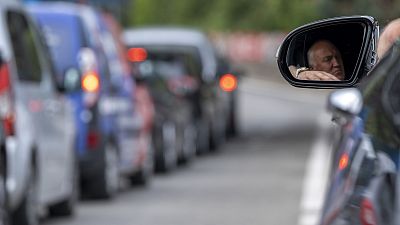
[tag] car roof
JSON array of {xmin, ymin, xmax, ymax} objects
[
  {"xmin": 0, "ymin": 0, "xmax": 22, "ymax": 7},
  {"xmin": 123, "ymin": 27, "xmax": 209, "ymax": 47},
  {"xmin": 26, "ymin": 1, "xmax": 92, "ymax": 17},
  {"xmin": 123, "ymin": 27, "xmax": 218, "ymax": 81}
]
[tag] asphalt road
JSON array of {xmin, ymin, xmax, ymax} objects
[{"xmin": 43, "ymin": 64, "xmax": 333, "ymax": 225}]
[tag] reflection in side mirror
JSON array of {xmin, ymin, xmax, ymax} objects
[
  {"xmin": 277, "ymin": 16, "xmax": 378, "ymax": 88},
  {"xmin": 327, "ymin": 88, "xmax": 363, "ymax": 124}
]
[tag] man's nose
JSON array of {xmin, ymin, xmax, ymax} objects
[{"xmin": 332, "ymin": 57, "xmax": 340, "ymax": 67}]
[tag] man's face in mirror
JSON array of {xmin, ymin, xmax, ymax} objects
[{"xmin": 307, "ymin": 40, "xmax": 345, "ymax": 80}]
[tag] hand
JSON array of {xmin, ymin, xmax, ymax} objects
[{"xmin": 297, "ymin": 70, "xmax": 340, "ymax": 81}]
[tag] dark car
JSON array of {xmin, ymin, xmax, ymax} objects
[
  {"xmin": 276, "ymin": 16, "xmax": 399, "ymax": 225},
  {"xmin": 124, "ymin": 27, "xmax": 236, "ymax": 155},
  {"xmin": 132, "ymin": 49, "xmax": 198, "ymax": 171}
]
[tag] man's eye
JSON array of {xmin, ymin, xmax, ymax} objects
[{"xmin": 323, "ymin": 56, "xmax": 333, "ymax": 62}]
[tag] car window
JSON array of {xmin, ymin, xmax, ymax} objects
[
  {"xmin": 6, "ymin": 11, "xmax": 42, "ymax": 82},
  {"xmin": 33, "ymin": 13, "xmax": 87, "ymax": 80},
  {"xmin": 142, "ymin": 46, "xmax": 202, "ymax": 79}
]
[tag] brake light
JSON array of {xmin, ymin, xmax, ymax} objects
[
  {"xmin": 219, "ymin": 74, "xmax": 237, "ymax": 92},
  {"xmin": 87, "ymin": 130, "xmax": 99, "ymax": 150},
  {"xmin": 127, "ymin": 48, "xmax": 147, "ymax": 62},
  {"xmin": 0, "ymin": 63, "xmax": 14, "ymax": 136},
  {"xmin": 338, "ymin": 153, "xmax": 349, "ymax": 171},
  {"xmin": 0, "ymin": 64, "xmax": 10, "ymax": 92},
  {"xmin": 82, "ymin": 71, "xmax": 100, "ymax": 92},
  {"xmin": 360, "ymin": 198, "xmax": 377, "ymax": 225}
]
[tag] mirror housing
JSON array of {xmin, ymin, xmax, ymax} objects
[
  {"xmin": 133, "ymin": 61, "xmax": 154, "ymax": 82},
  {"xmin": 327, "ymin": 88, "xmax": 363, "ymax": 124},
  {"xmin": 277, "ymin": 16, "xmax": 378, "ymax": 88},
  {"xmin": 63, "ymin": 68, "xmax": 81, "ymax": 92}
]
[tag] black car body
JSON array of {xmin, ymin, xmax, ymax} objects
[
  {"xmin": 132, "ymin": 49, "xmax": 198, "ymax": 171},
  {"xmin": 276, "ymin": 16, "xmax": 400, "ymax": 225}
]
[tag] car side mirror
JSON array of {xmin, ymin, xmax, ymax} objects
[
  {"xmin": 63, "ymin": 68, "xmax": 81, "ymax": 92},
  {"xmin": 327, "ymin": 88, "xmax": 363, "ymax": 124},
  {"xmin": 133, "ymin": 61, "xmax": 155, "ymax": 82},
  {"xmin": 276, "ymin": 16, "xmax": 378, "ymax": 88}
]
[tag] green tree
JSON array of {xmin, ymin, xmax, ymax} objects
[{"xmin": 127, "ymin": 0, "xmax": 319, "ymax": 31}]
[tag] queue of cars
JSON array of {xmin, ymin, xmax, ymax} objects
[
  {"xmin": 123, "ymin": 28, "xmax": 239, "ymax": 158},
  {"xmin": 0, "ymin": 1, "xmax": 239, "ymax": 225},
  {"xmin": 277, "ymin": 16, "xmax": 399, "ymax": 225}
]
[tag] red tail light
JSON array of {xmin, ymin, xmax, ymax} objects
[
  {"xmin": 82, "ymin": 71, "xmax": 100, "ymax": 92},
  {"xmin": 360, "ymin": 198, "xmax": 377, "ymax": 225},
  {"xmin": 127, "ymin": 48, "xmax": 147, "ymax": 62},
  {"xmin": 87, "ymin": 130, "xmax": 99, "ymax": 150},
  {"xmin": 0, "ymin": 63, "xmax": 14, "ymax": 136},
  {"xmin": 219, "ymin": 74, "xmax": 237, "ymax": 92},
  {"xmin": 82, "ymin": 71, "xmax": 100, "ymax": 107},
  {"xmin": 338, "ymin": 153, "xmax": 349, "ymax": 171}
]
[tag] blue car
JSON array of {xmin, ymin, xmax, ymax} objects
[{"xmin": 28, "ymin": 2, "xmax": 139, "ymax": 199}]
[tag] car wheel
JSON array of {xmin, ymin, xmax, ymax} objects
[
  {"xmin": 179, "ymin": 122, "xmax": 197, "ymax": 163},
  {"xmin": 226, "ymin": 105, "xmax": 238, "ymax": 137},
  {"xmin": 212, "ymin": 113, "xmax": 227, "ymax": 151},
  {"xmin": 90, "ymin": 142, "xmax": 119, "ymax": 199},
  {"xmin": 0, "ymin": 152, "xmax": 8, "ymax": 225},
  {"xmin": 195, "ymin": 118, "xmax": 210, "ymax": 154},
  {"xmin": 12, "ymin": 163, "xmax": 38, "ymax": 225},
  {"xmin": 379, "ymin": 178, "xmax": 395, "ymax": 225},
  {"xmin": 48, "ymin": 154, "xmax": 79, "ymax": 216},
  {"xmin": 155, "ymin": 121, "xmax": 177, "ymax": 172},
  {"xmin": 130, "ymin": 136, "xmax": 154, "ymax": 185}
]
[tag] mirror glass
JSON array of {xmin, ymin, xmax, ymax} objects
[
  {"xmin": 286, "ymin": 23, "xmax": 365, "ymax": 81},
  {"xmin": 64, "ymin": 68, "xmax": 81, "ymax": 92}
]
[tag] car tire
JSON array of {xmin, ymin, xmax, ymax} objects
[
  {"xmin": 155, "ymin": 121, "xmax": 177, "ymax": 173},
  {"xmin": 226, "ymin": 105, "xmax": 238, "ymax": 137},
  {"xmin": 89, "ymin": 142, "xmax": 119, "ymax": 199},
  {"xmin": 129, "ymin": 136, "xmax": 154, "ymax": 185},
  {"xmin": 379, "ymin": 177, "xmax": 395, "ymax": 225},
  {"xmin": 179, "ymin": 122, "xmax": 196, "ymax": 164},
  {"xmin": 209, "ymin": 120, "xmax": 224, "ymax": 152},
  {"xmin": 0, "ymin": 151, "xmax": 8, "ymax": 225},
  {"xmin": 12, "ymin": 163, "xmax": 38, "ymax": 225},
  {"xmin": 48, "ymin": 154, "xmax": 79, "ymax": 216},
  {"xmin": 195, "ymin": 118, "xmax": 210, "ymax": 155}
]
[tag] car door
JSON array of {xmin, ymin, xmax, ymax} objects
[
  {"xmin": 31, "ymin": 16, "xmax": 75, "ymax": 201},
  {"xmin": 7, "ymin": 11, "xmax": 72, "ymax": 202}
]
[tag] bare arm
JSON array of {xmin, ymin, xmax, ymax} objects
[{"xmin": 289, "ymin": 65, "xmax": 340, "ymax": 81}]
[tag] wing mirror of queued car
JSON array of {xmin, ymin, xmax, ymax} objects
[
  {"xmin": 133, "ymin": 61, "xmax": 155, "ymax": 83},
  {"xmin": 327, "ymin": 88, "xmax": 363, "ymax": 125},
  {"xmin": 276, "ymin": 16, "xmax": 379, "ymax": 88},
  {"xmin": 62, "ymin": 68, "xmax": 81, "ymax": 92}
]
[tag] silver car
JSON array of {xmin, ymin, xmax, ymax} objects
[{"xmin": 0, "ymin": 1, "xmax": 77, "ymax": 224}]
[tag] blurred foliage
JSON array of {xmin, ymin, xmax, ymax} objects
[
  {"xmin": 127, "ymin": 0, "xmax": 319, "ymax": 32},
  {"xmin": 125, "ymin": 0, "xmax": 400, "ymax": 31},
  {"xmin": 318, "ymin": 0, "xmax": 400, "ymax": 27}
]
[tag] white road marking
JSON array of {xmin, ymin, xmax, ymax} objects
[{"xmin": 298, "ymin": 113, "xmax": 334, "ymax": 225}]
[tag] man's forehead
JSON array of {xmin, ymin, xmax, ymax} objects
[
  {"xmin": 314, "ymin": 41, "xmax": 335, "ymax": 50},
  {"xmin": 315, "ymin": 47, "xmax": 335, "ymax": 57}
]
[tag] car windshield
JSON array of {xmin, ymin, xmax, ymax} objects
[{"xmin": 135, "ymin": 45, "xmax": 202, "ymax": 79}]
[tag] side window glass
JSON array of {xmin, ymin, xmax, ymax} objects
[{"xmin": 7, "ymin": 11, "xmax": 42, "ymax": 82}]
